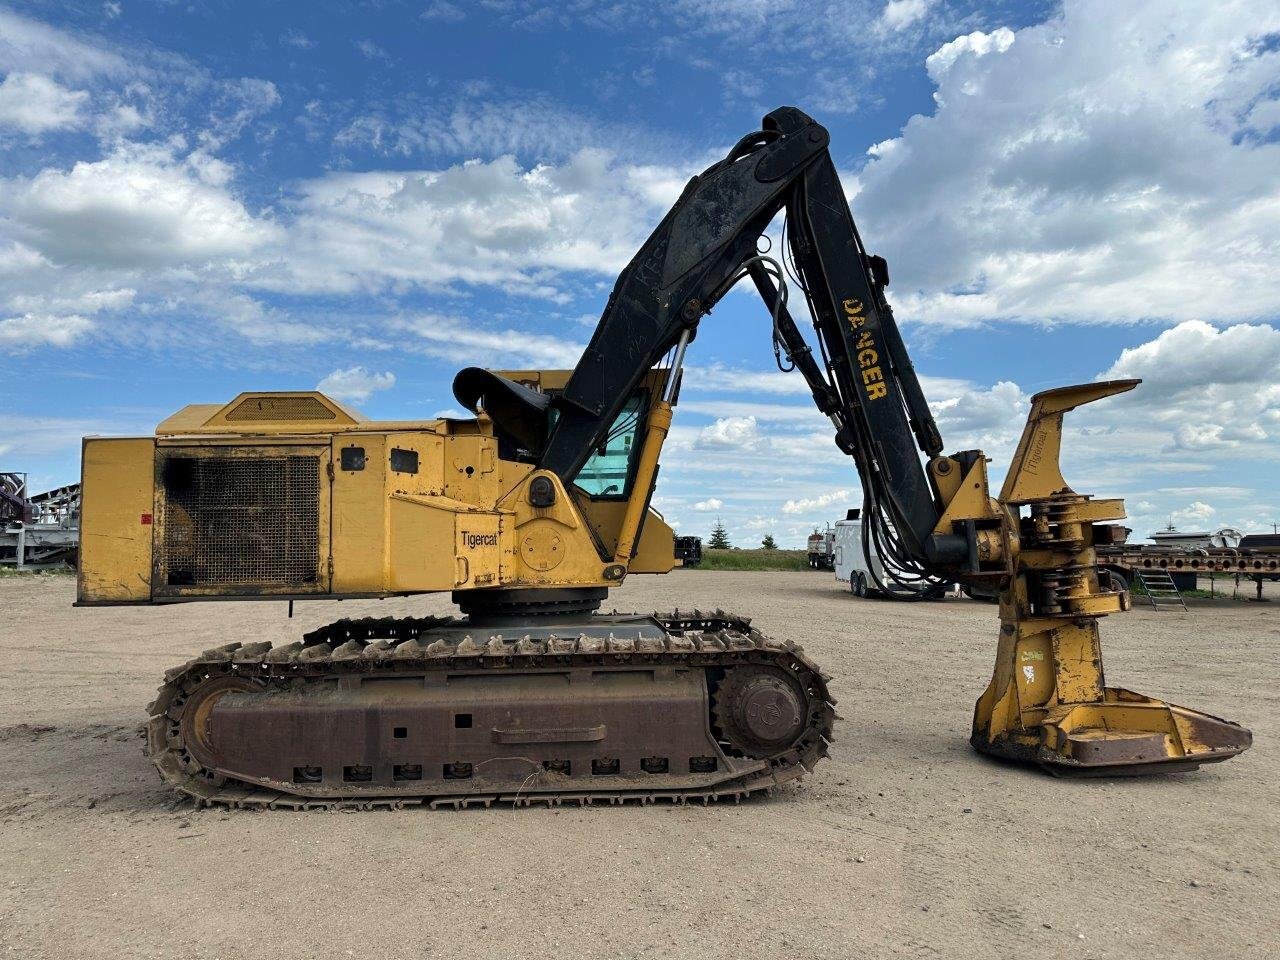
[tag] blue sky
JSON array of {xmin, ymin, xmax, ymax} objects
[{"xmin": 2, "ymin": 0, "xmax": 1279, "ymax": 547}]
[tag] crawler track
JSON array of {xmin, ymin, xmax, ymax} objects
[{"xmin": 146, "ymin": 611, "xmax": 835, "ymax": 810}]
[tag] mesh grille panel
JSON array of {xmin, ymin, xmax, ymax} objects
[
  {"xmin": 161, "ymin": 456, "xmax": 320, "ymax": 587},
  {"xmin": 225, "ymin": 396, "xmax": 335, "ymax": 422}
]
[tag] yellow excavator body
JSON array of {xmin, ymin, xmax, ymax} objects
[{"xmin": 78, "ymin": 373, "xmax": 676, "ymax": 607}]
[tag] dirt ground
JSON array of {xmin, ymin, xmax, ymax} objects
[{"xmin": 1, "ymin": 572, "xmax": 1276, "ymax": 960}]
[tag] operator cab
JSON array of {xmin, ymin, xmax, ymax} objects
[{"xmin": 453, "ymin": 366, "xmax": 672, "ymax": 503}]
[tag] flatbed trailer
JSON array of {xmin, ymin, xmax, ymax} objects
[{"xmin": 1097, "ymin": 546, "xmax": 1280, "ymax": 600}]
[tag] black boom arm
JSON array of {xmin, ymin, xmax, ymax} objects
[{"xmin": 456, "ymin": 107, "xmax": 966, "ymax": 585}]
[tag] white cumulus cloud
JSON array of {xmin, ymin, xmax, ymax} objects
[
  {"xmin": 931, "ymin": 379, "xmax": 1029, "ymax": 455},
  {"xmin": 0, "ymin": 313, "xmax": 94, "ymax": 349},
  {"xmin": 0, "ymin": 9, "xmax": 128, "ymax": 81},
  {"xmin": 924, "ymin": 26, "xmax": 1014, "ymax": 78},
  {"xmin": 858, "ymin": 0, "xmax": 1280, "ymax": 326},
  {"xmin": 694, "ymin": 415, "xmax": 761, "ymax": 451},
  {"xmin": 272, "ymin": 150, "xmax": 685, "ymax": 299},
  {"xmin": 880, "ymin": 0, "xmax": 937, "ymax": 33},
  {"xmin": 782, "ymin": 489, "xmax": 853, "ymax": 515},
  {"xmin": 1096, "ymin": 320, "xmax": 1280, "ymax": 459},
  {"xmin": 1172, "ymin": 500, "xmax": 1216, "ymax": 524},
  {"xmin": 316, "ymin": 366, "xmax": 396, "ymax": 404},
  {"xmin": 1103, "ymin": 320, "xmax": 1280, "ymax": 391},
  {"xmin": 0, "ymin": 73, "xmax": 89, "ymax": 135},
  {"xmin": 3, "ymin": 142, "xmax": 281, "ymax": 269},
  {"xmin": 693, "ymin": 497, "xmax": 723, "ymax": 512}
]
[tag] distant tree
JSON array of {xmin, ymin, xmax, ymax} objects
[
  {"xmin": 708, "ymin": 518, "xmax": 732, "ymax": 549},
  {"xmin": 761, "ymin": 533, "xmax": 777, "ymax": 550}
]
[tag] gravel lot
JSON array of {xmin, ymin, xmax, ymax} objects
[{"xmin": 1, "ymin": 571, "xmax": 1276, "ymax": 960}]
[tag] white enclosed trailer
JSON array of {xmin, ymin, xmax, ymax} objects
[{"xmin": 833, "ymin": 511, "xmax": 886, "ymax": 597}]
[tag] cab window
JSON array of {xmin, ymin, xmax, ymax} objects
[{"xmin": 574, "ymin": 396, "xmax": 644, "ymax": 499}]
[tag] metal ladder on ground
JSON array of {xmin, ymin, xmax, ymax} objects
[{"xmin": 1134, "ymin": 569, "xmax": 1188, "ymax": 611}]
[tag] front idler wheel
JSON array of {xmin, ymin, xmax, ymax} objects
[{"xmin": 176, "ymin": 675, "xmax": 264, "ymax": 771}]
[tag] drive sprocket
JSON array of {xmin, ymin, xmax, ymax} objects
[{"xmin": 713, "ymin": 665, "xmax": 811, "ymax": 758}]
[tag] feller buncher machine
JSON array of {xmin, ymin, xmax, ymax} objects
[{"xmin": 77, "ymin": 108, "xmax": 1251, "ymax": 808}]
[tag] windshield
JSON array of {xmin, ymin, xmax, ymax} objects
[{"xmin": 572, "ymin": 395, "xmax": 644, "ymax": 499}]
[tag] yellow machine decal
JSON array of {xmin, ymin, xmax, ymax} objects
[{"xmin": 844, "ymin": 298, "xmax": 887, "ymax": 401}]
